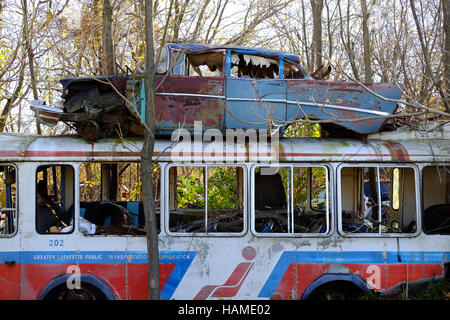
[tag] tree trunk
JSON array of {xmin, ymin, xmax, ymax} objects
[
  {"xmin": 142, "ymin": 0, "xmax": 160, "ymax": 300},
  {"xmin": 443, "ymin": 0, "xmax": 450, "ymax": 99},
  {"xmin": 100, "ymin": 0, "xmax": 117, "ymax": 202},
  {"xmin": 310, "ymin": 0, "xmax": 323, "ymax": 71},
  {"xmin": 191, "ymin": 0, "xmax": 211, "ymax": 42},
  {"xmin": 173, "ymin": 0, "xmax": 190, "ymax": 41},
  {"xmin": 22, "ymin": 0, "xmax": 41, "ymax": 134},
  {"xmin": 0, "ymin": 67, "xmax": 24, "ymax": 132},
  {"xmin": 102, "ymin": 0, "xmax": 115, "ymax": 74},
  {"xmin": 337, "ymin": 0, "xmax": 360, "ymax": 81},
  {"xmin": 410, "ymin": 0, "xmax": 449, "ymax": 113},
  {"xmin": 301, "ymin": 0, "xmax": 311, "ymax": 71},
  {"xmin": 361, "ymin": 0, "xmax": 373, "ymax": 82}
]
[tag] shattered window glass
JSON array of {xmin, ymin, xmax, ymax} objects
[{"xmin": 230, "ymin": 53, "xmax": 279, "ymax": 79}]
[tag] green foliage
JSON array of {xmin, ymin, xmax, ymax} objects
[
  {"xmin": 176, "ymin": 167, "xmax": 238, "ymax": 210},
  {"xmin": 177, "ymin": 174, "xmax": 205, "ymax": 209},
  {"xmin": 284, "ymin": 122, "xmax": 321, "ymax": 138},
  {"xmin": 265, "ymin": 166, "xmax": 327, "ymax": 212},
  {"xmin": 207, "ymin": 167, "xmax": 237, "ymax": 210}
]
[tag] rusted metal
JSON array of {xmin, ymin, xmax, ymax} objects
[
  {"xmin": 49, "ymin": 43, "xmax": 403, "ymax": 141},
  {"xmin": 154, "ymin": 75, "xmax": 225, "ymax": 134},
  {"xmin": 77, "ymin": 120, "xmax": 101, "ymax": 143}
]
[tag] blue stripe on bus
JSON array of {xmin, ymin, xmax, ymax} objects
[
  {"xmin": 258, "ymin": 251, "xmax": 450, "ymax": 298},
  {"xmin": 0, "ymin": 250, "xmax": 195, "ymax": 264},
  {"xmin": 0, "ymin": 250, "xmax": 196, "ymax": 300}
]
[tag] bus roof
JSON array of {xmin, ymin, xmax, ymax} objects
[{"xmin": 0, "ymin": 133, "xmax": 448, "ymax": 164}]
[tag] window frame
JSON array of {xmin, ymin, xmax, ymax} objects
[
  {"xmin": 164, "ymin": 163, "xmax": 247, "ymax": 237},
  {"xmin": 77, "ymin": 161, "xmax": 161, "ymax": 236},
  {"xmin": 421, "ymin": 164, "xmax": 450, "ymax": 236},
  {"xmin": 35, "ymin": 164, "xmax": 75, "ymax": 235},
  {"xmin": 250, "ymin": 163, "xmax": 332, "ymax": 238},
  {"xmin": 337, "ymin": 163, "xmax": 421, "ymax": 238},
  {"xmin": 170, "ymin": 49, "xmax": 226, "ymax": 79},
  {"xmin": 0, "ymin": 163, "xmax": 18, "ymax": 238}
]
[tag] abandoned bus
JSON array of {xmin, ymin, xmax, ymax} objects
[{"xmin": 0, "ymin": 124, "xmax": 449, "ymax": 300}]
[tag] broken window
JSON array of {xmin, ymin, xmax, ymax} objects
[
  {"xmin": 423, "ymin": 166, "xmax": 450, "ymax": 235},
  {"xmin": 36, "ymin": 165, "xmax": 74, "ymax": 234},
  {"xmin": 253, "ymin": 165, "xmax": 330, "ymax": 235},
  {"xmin": 168, "ymin": 165, "xmax": 244, "ymax": 235},
  {"xmin": 339, "ymin": 165, "xmax": 418, "ymax": 235},
  {"xmin": 284, "ymin": 62, "xmax": 304, "ymax": 79},
  {"xmin": 230, "ymin": 53, "xmax": 279, "ymax": 79},
  {"xmin": 156, "ymin": 45, "xmax": 169, "ymax": 74},
  {"xmin": 79, "ymin": 162, "xmax": 160, "ymax": 236},
  {"xmin": 0, "ymin": 165, "xmax": 16, "ymax": 235},
  {"xmin": 171, "ymin": 50, "xmax": 224, "ymax": 77}
]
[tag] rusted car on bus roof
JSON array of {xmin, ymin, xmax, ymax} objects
[{"xmin": 31, "ymin": 43, "xmax": 403, "ymax": 141}]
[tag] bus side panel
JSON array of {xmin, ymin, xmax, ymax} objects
[
  {"xmin": 0, "ymin": 263, "xmax": 21, "ymax": 299},
  {"xmin": 127, "ymin": 262, "xmax": 177, "ymax": 300},
  {"xmin": 257, "ymin": 247, "xmax": 448, "ymax": 300},
  {"xmin": 21, "ymin": 264, "xmax": 69, "ymax": 299}
]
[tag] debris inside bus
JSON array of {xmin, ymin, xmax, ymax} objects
[{"xmin": 30, "ymin": 43, "xmax": 403, "ymax": 142}]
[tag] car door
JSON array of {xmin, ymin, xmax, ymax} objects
[
  {"xmin": 225, "ymin": 51, "xmax": 286, "ymax": 131},
  {"xmin": 155, "ymin": 49, "xmax": 226, "ymax": 135}
]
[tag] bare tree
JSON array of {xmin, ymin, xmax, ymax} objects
[
  {"xmin": 172, "ymin": 0, "xmax": 191, "ymax": 41},
  {"xmin": 21, "ymin": 0, "xmax": 41, "ymax": 134},
  {"xmin": 360, "ymin": 0, "xmax": 372, "ymax": 82},
  {"xmin": 442, "ymin": 0, "xmax": 450, "ymax": 99},
  {"xmin": 337, "ymin": 0, "xmax": 360, "ymax": 81},
  {"xmin": 310, "ymin": 0, "xmax": 323, "ymax": 71},
  {"xmin": 0, "ymin": 67, "xmax": 24, "ymax": 132},
  {"xmin": 410, "ymin": 0, "xmax": 449, "ymax": 113},
  {"xmin": 142, "ymin": 0, "xmax": 160, "ymax": 300},
  {"xmin": 191, "ymin": 0, "xmax": 212, "ymax": 42},
  {"xmin": 102, "ymin": 0, "xmax": 116, "ymax": 74}
]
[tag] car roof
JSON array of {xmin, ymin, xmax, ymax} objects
[{"xmin": 166, "ymin": 43, "xmax": 302, "ymax": 65}]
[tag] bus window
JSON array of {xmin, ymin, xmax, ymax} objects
[
  {"xmin": 253, "ymin": 165, "xmax": 330, "ymax": 235},
  {"xmin": 339, "ymin": 166, "xmax": 417, "ymax": 235},
  {"xmin": 36, "ymin": 165, "xmax": 74, "ymax": 234},
  {"xmin": 168, "ymin": 165, "xmax": 244, "ymax": 235},
  {"xmin": 0, "ymin": 165, "xmax": 16, "ymax": 235},
  {"xmin": 423, "ymin": 166, "xmax": 450, "ymax": 235},
  {"xmin": 79, "ymin": 162, "xmax": 160, "ymax": 236}
]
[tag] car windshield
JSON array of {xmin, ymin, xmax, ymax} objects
[{"xmin": 156, "ymin": 46, "xmax": 169, "ymax": 74}]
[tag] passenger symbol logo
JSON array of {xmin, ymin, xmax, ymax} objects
[{"xmin": 194, "ymin": 246, "xmax": 256, "ymax": 300}]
